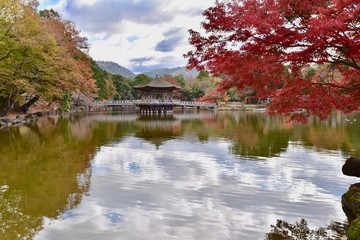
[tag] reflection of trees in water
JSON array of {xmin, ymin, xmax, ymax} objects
[
  {"xmin": 212, "ymin": 112, "xmax": 360, "ymax": 159},
  {"xmin": 109, "ymin": 111, "xmax": 360, "ymax": 159},
  {"xmin": 296, "ymin": 113, "xmax": 360, "ymax": 156},
  {"xmin": 306, "ymin": 127, "xmax": 348, "ymax": 151},
  {"xmin": 1, "ymin": 112, "xmax": 360, "ymax": 238},
  {"xmin": 343, "ymin": 123, "xmax": 360, "ymax": 156},
  {"xmin": 265, "ymin": 219, "xmax": 347, "ymax": 240},
  {"xmin": 0, "ymin": 116, "xmax": 135, "ymax": 239},
  {"xmin": 206, "ymin": 112, "xmax": 292, "ymax": 159},
  {"xmin": 0, "ymin": 120, "xmax": 93, "ymax": 239},
  {"xmin": 229, "ymin": 119, "xmax": 291, "ymax": 159}
]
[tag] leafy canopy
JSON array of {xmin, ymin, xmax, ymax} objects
[
  {"xmin": 0, "ymin": 1, "xmax": 97, "ymax": 115},
  {"xmin": 186, "ymin": 0, "xmax": 360, "ymax": 122}
]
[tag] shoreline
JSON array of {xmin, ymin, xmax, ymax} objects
[
  {"xmin": 0, "ymin": 103, "xmax": 269, "ymax": 128},
  {"xmin": 0, "ymin": 111, "xmax": 56, "ymax": 128}
]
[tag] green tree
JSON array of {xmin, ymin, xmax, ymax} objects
[
  {"xmin": 131, "ymin": 74, "xmax": 152, "ymax": 99},
  {"xmin": 174, "ymin": 74, "xmax": 186, "ymax": 87},
  {"xmin": 197, "ymin": 70, "xmax": 210, "ymax": 81},
  {"xmin": 91, "ymin": 62, "xmax": 134, "ymax": 100},
  {"xmin": 112, "ymin": 74, "xmax": 133, "ymax": 100},
  {"xmin": 132, "ymin": 74, "xmax": 152, "ymax": 86},
  {"xmin": 91, "ymin": 61, "xmax": 109, "ymax": 99}
]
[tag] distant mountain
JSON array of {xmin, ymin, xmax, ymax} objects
[
  {"xmin": 96, "ymin": 61, "xmax": 199, "ymax": 79},
  {"xmin": 96, "ymin": 61, "xmax": 136, "ymax": 79},
  {"xmin": 144, "ymin": 67, "xmax": 199, "ymax": 79}
]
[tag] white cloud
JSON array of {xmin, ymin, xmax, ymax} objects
[
  {"xmin": 73, "ymin": 0, "xmax": 101, "ymax": 7},
  {"xmin": 41, "ymin": 0, "xmax": 216, "ymax": 73}
]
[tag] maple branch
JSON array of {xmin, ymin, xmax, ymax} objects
[
  {"xmin": 0, "ymin": 50, "xmax": 13, "ymax": 62},
  {"xmin": 316, "ymin": 82, "xmax": 360, "ymax": 91},
  {"xmin": 4, "ymin": 23, "xmax": 15, "ymax": 38},
  {"xmin": 288, "ymin": 4, "xmax": 308, "ymax": 21},
  {"xmin": 329, "ymin": 57, "xmax": 360, "ymax": 71}
]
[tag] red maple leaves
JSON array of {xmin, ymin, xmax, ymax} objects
[{"xmin": 185, "ymin": 0, "xmax": 360, "ymax": 121}]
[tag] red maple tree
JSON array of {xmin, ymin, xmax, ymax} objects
[{"xmin": 185, "ymin": 0, "xmax": 360, "ymax": 122}]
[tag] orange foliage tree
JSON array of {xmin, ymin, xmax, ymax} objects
[
  {"xmin": 39, "ymin": 9, "xmax": 97, "ymax": 104},
  {"xmin": 0, "ymin": 1, "xmax": 96, "ymax": 116}
]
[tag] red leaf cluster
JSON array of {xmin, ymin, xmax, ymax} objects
[{"xmin": 185, "ymin": 0, "xmax": 360, "ymax": 121}]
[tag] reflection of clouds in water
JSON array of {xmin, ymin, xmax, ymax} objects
[
  {"xmin": 92, "ymin": 138, "xmax": 165, "ymax": 183},
  {"xmin": 36, "ymin": 137, "xmax": 353, "ymax": 240},
  {"xmin": 0, "ymin": 185, "xmax": 9, "ymax": 193},
  {"xmin": 104, "ymin": 211, "xmax": 123, "ymax": 225}
]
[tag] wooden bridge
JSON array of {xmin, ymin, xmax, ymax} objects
[{"xmin": 92, "ymin": 100, "xmax": 217, "ymax": 114}]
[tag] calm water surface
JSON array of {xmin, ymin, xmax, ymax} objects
[{"xmin": 0, "ymin": 111, "xmax": 359, "ymax": 240}]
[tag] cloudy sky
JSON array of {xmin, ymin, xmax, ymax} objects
[{"xmin": 38, "ymin": 0, "xmax": 215, "ymax": 73}]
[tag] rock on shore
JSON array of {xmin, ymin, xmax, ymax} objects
[
  {"xmin": 342, "ymin": 157, "xmax": 360, "ymax": 239},
  {"xmin": 342, "ymin": 157, "xmax": 360, "ymax": 177},
  {"xmin": 0, "ymin": 112, "xmax": 43, "ymax": 128}
]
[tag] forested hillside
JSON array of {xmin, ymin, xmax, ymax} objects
[
  {"xmin": 144, "ymin": 67, "xmax": 198, "ymax": 78},
  {"xmin": 96, "ymin": 61, "xmax": 136, "ymax": 79},
  {"xmin": 91, "ymin": 62, "xmax": 134, "ymax": 100}
]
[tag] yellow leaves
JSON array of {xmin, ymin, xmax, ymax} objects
[
  {"xmin": 103, "ymin": 78, "xmax": 116, "ymax": 100},
  {"xmin": 0, "ymin": 0, "xmax": 96, "ymax": 115},
  {"xmin": 0, "ymin": 0, "xmax": 21, "ymax": 22}
]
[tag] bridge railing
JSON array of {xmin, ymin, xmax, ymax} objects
[
  {"xmin": 92, "ymin": 100, "xmax": 217, "ymax": 108},
  {"xmin": 180, "ymin": 101, "xmax": 216, "ymax": 107},
  {"xmin": 133, "ymin": 100, "xmax": 176, "ymax": 105},
  {"xmin": 93, "ymin": 100, "xmax": 134, "ymax": 105}
]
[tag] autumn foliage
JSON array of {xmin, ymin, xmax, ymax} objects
[
  {"xmin": 0, "ymin": 1, "xmax": 96, "ymax": 116},
  {"xmin": 186, "ymin": 0, "xmax": 360, "ymax": 121},
  {"xmin": 40, "ymin": 9, "xmax": 97, "ymax": 97}
]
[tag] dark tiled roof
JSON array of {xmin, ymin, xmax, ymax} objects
[{"xmin": 133, "ymin": 77, "xmax": 181, "ymax": 89}]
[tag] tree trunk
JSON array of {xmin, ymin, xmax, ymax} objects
[
  {"xmin": 20, "ymin": 96, "xmax": 39, "ymax": 113},
  {"xmin": 0, "ymin": 96, "xmax": 15, "ymax": 117}
]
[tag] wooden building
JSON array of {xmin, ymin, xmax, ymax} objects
[{"xmin": 133, "ymin": 77, "xmax": 181, "ymax": 114}]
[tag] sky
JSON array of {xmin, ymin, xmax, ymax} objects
[{"xmin": 38, "ymin": 0, "xmax": 216, "ymax": 73}]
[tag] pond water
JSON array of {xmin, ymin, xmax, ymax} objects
[{"xmin": 0, "ymin": 111, "xmax": 359, "ymax": 240}]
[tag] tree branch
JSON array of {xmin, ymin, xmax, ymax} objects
[
  {"xmin": 316, "ymin": 82, "xmax": 360, "ymax": 91},
  {"xmin": 0, "ymin": 50, "xmax": 13, "ymax": 62}
]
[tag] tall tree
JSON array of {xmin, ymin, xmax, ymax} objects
[
  {"xmin": 186, "ymin": 0, "xmax": 360, "ymax": 122},
  {"xmin": 0, "ymin": 1, "xmax": 96, "ymax": 116},
  {"xmin": 39, "ymin": 9, "xmax": 96, "ymax": 100},
  {"xmin": 103, "ymin": 78, "xmax": 116, "ymax": 100},
  {"xmin": 0, "ymin": 0, "xmax": 64, "ymax": 115}
]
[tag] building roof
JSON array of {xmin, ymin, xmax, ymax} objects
[{"xmin": 133, "ymin": 77, "xmax": 181, "ymax": 90}]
